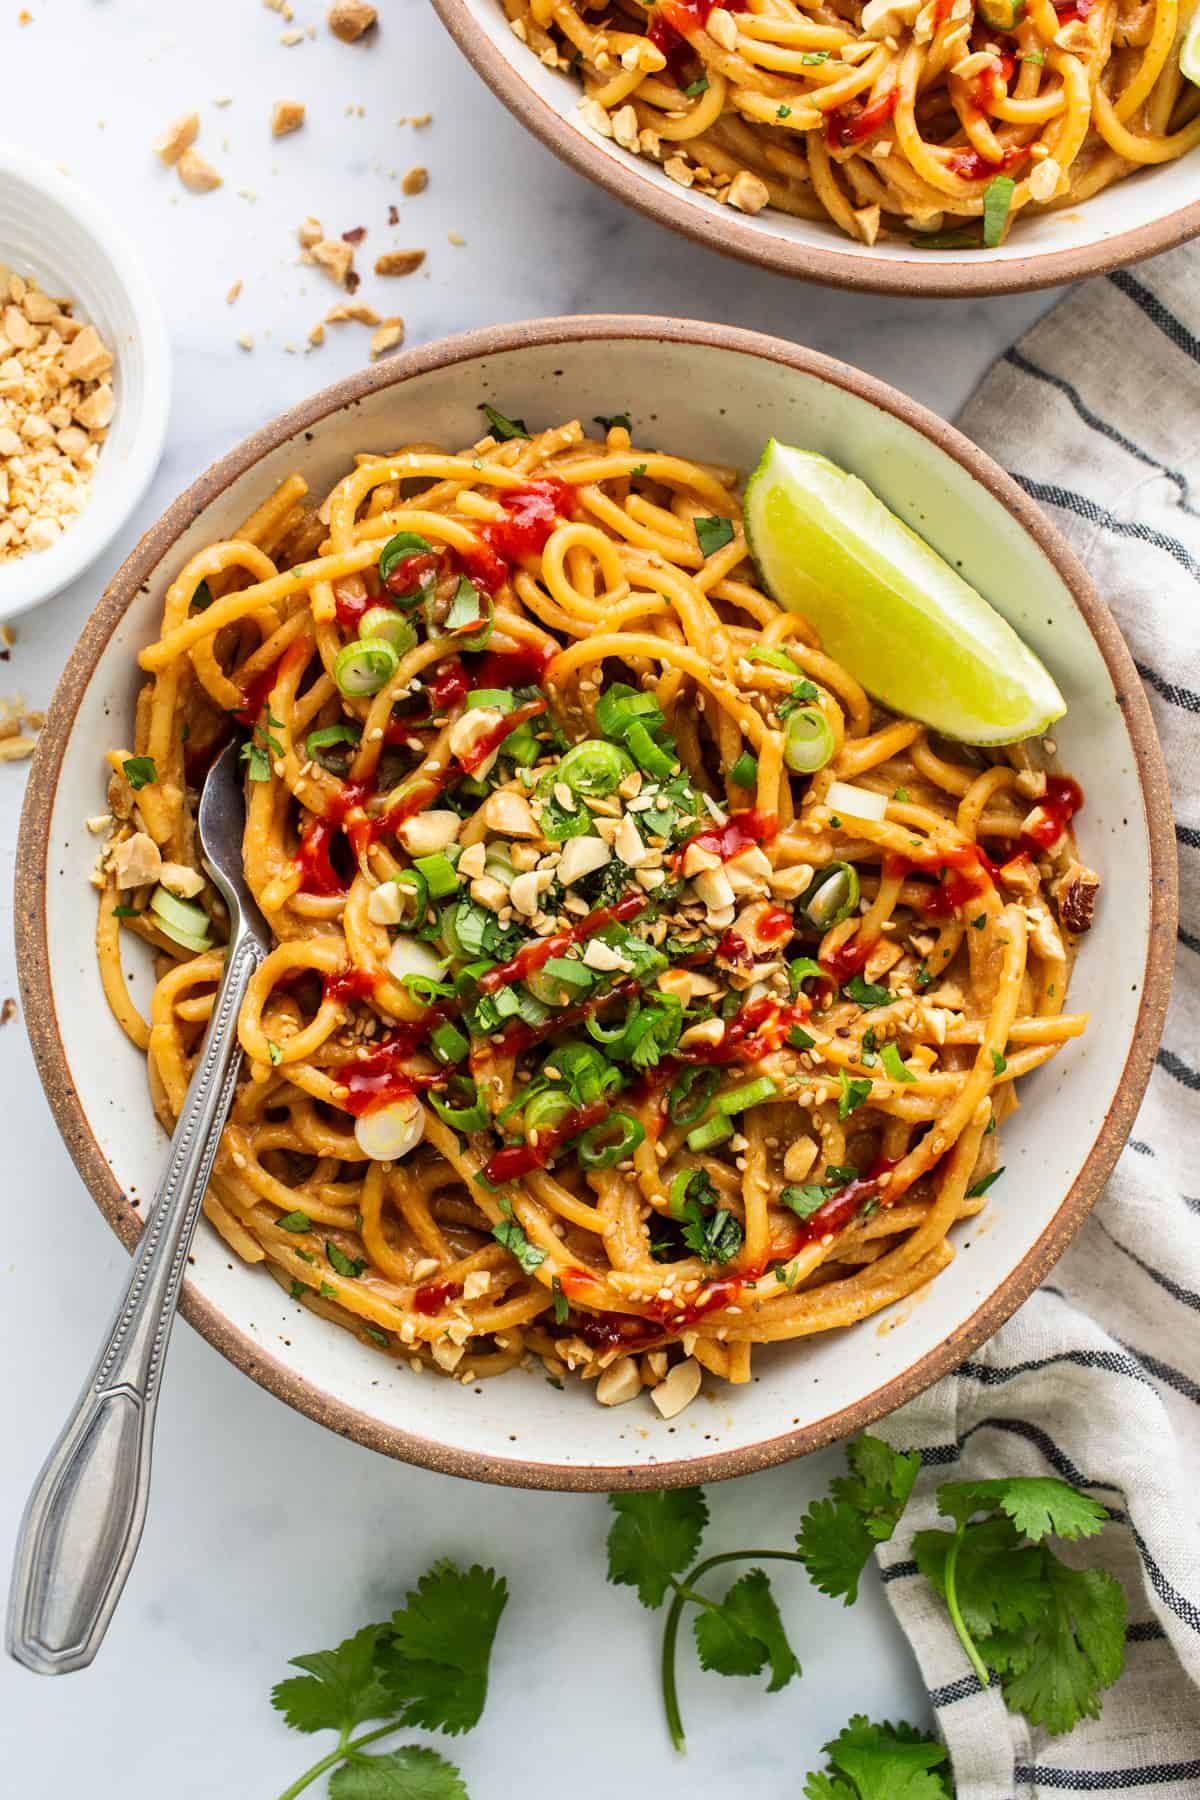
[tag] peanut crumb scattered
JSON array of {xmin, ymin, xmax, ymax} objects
[
  {"xmin": 369, "ymin": 318, "xmax": 405, "ymax": 358},
  {"xmin": 325, "ymin": 301, "xmax": 381, "ymax": 325},
  {"xmin": 375, "ymin": 249, "xmax": 425, "ymax": 276},
  {"xmin": 237, "ymin": 330, "xmax": 254, "ymax": 351},
  {"xmin": 297, "ymin": 215, "xmax": 323, "ymax": 248},
  {"xmin": 177, "ymin": 149, "xmax": 222, "ymax": 193},
  {"xmin": 226, "ymin": 279, "xmax": 243, "ymax": 304},
  {"xmin": 153, "ymin": 111, "xmax": 200, "ymax": 166},
  {"xmin": 401, "ymin": 166, "xmax": 427, "ymax": 196},
  {"xmin": 309, "ymin": 237, "xmax": 355, "ymax": 286},
  {"xmin": 280, "ymin": 27, "xmax": 305, "ymax": 46},
  {"xmin": 328, "ymin": 0, "xmax": 377, "ymax": 41},
  {"xmin": 447, "ymin": 232, "xmax": 466, "ymax": 246},
  {"xmin": 307, "ymin": 321, "xmax": 326, "ymax": 348},
  {"xmin": 271, "ymin": 100, "xmax": 306, "ymax": 137}
]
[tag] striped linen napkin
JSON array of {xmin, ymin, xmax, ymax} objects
[{"xmin": 874, "ymin": 244, "xmax": 1200, "ymax": 1798}]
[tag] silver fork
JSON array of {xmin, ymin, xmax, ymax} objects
[{"xmin": 7, "ymin": 739, "xmax": 271, "ymax": 1675}]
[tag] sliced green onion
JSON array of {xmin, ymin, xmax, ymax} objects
[
  {"xmin": 378, "ymin": 531, "xmax": 435, "ymax": 585},
  {"xmin": 783, "ymin": 706, "xmax": 835, "ymax": 774},
  {"xmin": 524, "ymin": 1088, "xmax": 576, "ymax": 1134},
  {"xmin": 576, "ymin": 1114, "xmax": 645, "ymax": 1169},
  {"xmin": 414, "ymin": 849, "xmax": 461, "ymax": 900},
  {"xmin": 668, "ymin": 1165, "xmax": 714, "ymax": 1219},
  {"xmin": 595, "ymin": 682, "xmax": 663, "ymax": 740},
  {"xmin": 730, "ymin": 750, "xmax": 758, "ymax": 788},
  {"xmin": 359, "ymin": 607, "xmax": 417, "ymax": 654},
  {"xmin": 625, "ymin": 720, "xmax": 676, "ymax": 778},
  {"xmin": 535, "ymin": 769, "xmax": 591, "ymax": 841},
  {"xmin": 745, "ymin": 646, "xmax": 803, "ymax": 676},
  {"xmin": 392, "ymin": 866, "xmax": 428, "ymax": 924},
  {"xmin": 150, "ymin": 886, "xmax": 213, "ymax": 951},
  {"xmin": 465, "ymin": 688, "xmax": 515, "ymax": 713},
  {"xmin": 428, "ymin": 1079, "xmax": 489, "ymax": 1132},
  {"xmin": 966, "ymin": 1166, "xmax": 1005, "ymax": 1199},
  {"xmin": 686, "ymin": 1113, "xmax": 734, "ymax": 1152},
  {"xmin": 400, "ymin": 974, "xmax": 456, "ymax": 1006},
  {"xmin": 558, "ymin": 738, "xmax": 633, "ymax": 798},
  {"xmin": 527, "ymin": 957, "xmax": 596, "ymax": 1005},
  {"xmin": 798, "ymin": 861, "xmax": 861, "ymax": 932},
  {"xmin": 333, "ymin": 637, "xmax": 400, "ymax": 697},
  {"xmin": 668, "ymin": 1066, "xmax": 720, "ymax": 1127},
  {"xmin": 717, "ymin": 1075, "xmax": 778, "ymax": 1115},
  {"xmin": 305, "ymin": 721, "xmax": 362, "ymax": 762},
  {"xmin": 983, "ymin": 174, "xmax": 1016, "ymax": 248},
  {"xmin": 880, "ymin": 1041, "xmax": 916, "ymax": 1084},
  {"xmin": 551, "ymin": 1041, "xmax": 623, "ymax": 1105},
  {"xmin": 431, "ymin": 1020, "xmax": 470, "ymax": 1064}
]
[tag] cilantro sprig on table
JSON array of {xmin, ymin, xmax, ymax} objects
[
  {"xmin": 271, "ymin": 1561, "xmax": 506, "ymax": 1799},
  {"xmin": 803, "ymin": 1716, "xmax": 955, "ymax": 1799},
  {"xmin": 606, "ymin": 1435, "xmax": 915, "ymax": 1750},
  {"xmin": 913, "ymin": 1477, "xmax": 1126, "ymax": 1735}
]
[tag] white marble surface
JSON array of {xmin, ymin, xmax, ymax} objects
[{"xmin": 0, "ymin": 2, "xmax": 1063, "ymax": 1793}]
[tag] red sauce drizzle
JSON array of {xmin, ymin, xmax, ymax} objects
[
  {"xmin": 412, "ymin": 1278, "xmax": 461, "ymax": 1315},
  {"xmin": 324, "ymin": 965, "xmax": 380, "ymax": 1005},
  {"xmin": 647, "ymin": 0, "xmax": 715, "ymax": 74},
  {"xmin": 571, "ymin": 1309, "xmax": 666, "ymax": 1354},
  {"xmin": 715, "ymin": 930, "xmax": 751, "ymax": 966},
  {"xmin": 679, "ymin": 995, "xmax": 810, "ymax": 1065},
  {"xmin": 946, "ymin": 141, "xmax": 1030, "ymax": 181},
  {"xmin": 427, "ymin": 659, "xmax": 470, "ymax": 712},
  {"xmin": 674, "ymin": 808, "xmax": 777, "ymax": 870},
  {"xmin": 478, "ymin": 890, "xmax": 646, "ymax": 994},
  {"xmin": 332, "ymin": 581, "xmax": 374, "ymax": 630},
  {"xmin": 455, "ymin": 480, "xmax": 577, "ymax": 597},
  {"xmin": 295, "ymin": 778, "xmax": 374, "ymax": 895},
  {"xmin": 883, "ymin": 839, "xmax": 998, "ymax": 920},
  {"xmin": 1020, "ymin": 775, "xmax": 1083, "ymax": 853},
  {"xmin": 826, "ymin": 89, "xmax": 898, "ymax": 149},
  {"xmin": 971, "ymin": 51, "xmax": 1014, "ymax": 108},
  {"xmin": 487, "ymin": 978, "xmax": 642, "ymax": 1059},
  {"xmin": 470, "ymin": 642, "xmax": 555, "ymax": 689},
  {"xmin": 756, "ymin": 905, "xmax": 794, "ymax": 944},
  {"xmin": 234, "ymin": 659, "xmax": 283, "ymax": 728},
  {"xmin": 820, "ymin": 935, "xmax": 876, "ymax": 982},
  {"xmin": 332, "ymin": 1023, "xmax": 445, "ymax": 1115},
  {"xmin": 383, "ymin": 552, "xmax": 438, "ymax": 600},
  {"xmin": 482, "ymin": 1099, "xmax": 609, "ymax": 1185}
]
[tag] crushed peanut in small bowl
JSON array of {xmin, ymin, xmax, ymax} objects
[{"xmin": 0, "ymin": 264, "xmax": 116, "ymax": 565}]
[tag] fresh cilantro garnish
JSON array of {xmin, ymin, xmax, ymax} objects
[
  {"xmin": 268, "ymin": 1039, "xmax": 284, "ymax": 1065},
  {"xmin": 277, "ymin": 1209, "xmax": 311, "ymax": 1233},
  {"xmin": 112, "ymin": 904, "xmax": 141, "ymax": 919},
  {"xmin": 892, "ymin": 787, "xmax": 909, "ymax": 802},
  {"xmin": 838, "ymin": 1069, "xmax": 873, "ymax": 1120},
  {"xmin": 683, "ymin": 76, "xmax": 709, "ymax": 95},
  {"xmin": 796, "ymin": 1435, "xmax": 919, "ymax": 1605},
  {"xmin": 776, "ymin": 678, "xmax": 820, "ymax": 721},
  {"xmin": 776, "ymin": 102, "xmax": 792, "ymax": 117},
  {"xmin": 913, "ymin": 1476, "xmax": 1124, "ymax": 1734},
  {"xmin": 271, "ymin": 1562, "xmax": 507, "ymax": 1797},
  {"xmin": 290, "ymin": 1278, "xmax": 306, "ymax": 1300},
  {"xmin": 479, "ymin": 403, "xmax": 527, "ymax": 440},
  {"xmin": 629, "ymin": 462, "xmax": 647, "ymax": 477},
  {"xmin": 970, "ymin": 913, "xmax": 986, "ymax": 930},
  {"xmin": 880, "ymin": 1042, "xmax": 916, "ymax": 1084},
  {"xmin": 327, "ymin": 1240, "xmax": 366, "ymax": 1279},
  {"xmin": 606, "ymin": 1488, "xmax": 799, "ymax": 1750},
  {"xmin": 991, "ymin": 1049, "xmax": 1008, "ymax": 1075},
  {"xmin": 801, "ymin": 49, "xmax": 830, "ymax": 63},
  {"xmin": 493, "ymin": 1196, "xmax": 546, "ymax": 1274},
  {"xmin": 780, "ymin": 1183, "xmax": 830, "ymax": 1220},
  {"xmin": 122, "ymin": 755, "xmax": 157, "ymax": 790},
  {"xmin": 681, "ymin": 1205, "xmax": 743, "ymax": 1265},
  {"xmin": 694, "ymin": 515, "xmax": 734, "ymax": 557},
  {"xmin": 594, "ymin": 412, "xmax": 632, "ymax": 430},
  {"xmin": 803, "ymin": 1715, "xmax": 954, "ymax": 1799},
  {"xmin": 241, "ymin": 710, "xmax": 284, "ymax": 783},
  {"xmin": 320, "ymin": 1281, "xmax": 337, "ymax": 1298},
  {"xmin": 965, "ymin": 1166, "xmax": 1004, "ymax": 1198},
  {"xmin": 190, "ymin": 578, "xmax": 215, "ymax": 612},
  {"xmin": 552, "ymin": 1274, "xmax": 569, "ymax": 1325},
  {"xmin": 983, "ymin": 173, "xmax": 1016, "ymax": 248},
  {"xmin": 844, "ymin": 973, "xmax": 891, "ymax": 1009}
]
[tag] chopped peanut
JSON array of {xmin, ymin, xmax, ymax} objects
[
  {"xmin": 177, "ymin": 149, "xmax": 222, "ymax": 193},
  {"xmin": 328, "ymin": 0, "xmax": 377, "ymax": 41},
  {"xmin": 374, "ymin": 249, "xmax": 425, "ymax": 277},
  {"xmin": 271, "ymin": 99, "xmax": 306, "ymax": 137},
  {"xmin": 153, "ymin": 111, "xmax": 200, "ymax": 165}
]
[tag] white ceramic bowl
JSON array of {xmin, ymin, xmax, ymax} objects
[
  {"xmin": 0, "ymin": 144, "xmax": 170, "ymax": 620},
  {"xmin": 15, "ymin": 318, "xmax": 1176, "ymax": 1489},
  {"xmin": 433, "ymin": 0, "xmax": 1200, "ymax": 297}
]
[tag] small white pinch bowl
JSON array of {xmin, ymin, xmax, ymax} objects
[
  {"xmin": 15, "ymin": 317, "xmax": 1176, "ymax": 1489},
  {"xmin": 0, "ymin": 143, "xmax": 170, "ymax": 621}
]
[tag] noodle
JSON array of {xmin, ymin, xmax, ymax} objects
[
  {"xmin": 95, "ymin": 414, "xmax": 1098, "ymax": 1411},
  {"xmin": 502, "ymin": 0, "xmax": 1200, "ymax": 245}
]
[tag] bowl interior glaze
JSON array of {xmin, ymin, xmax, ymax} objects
[{"xmin": 18, "ymin": 319, "xmax": 1174, "ymax": 1488}]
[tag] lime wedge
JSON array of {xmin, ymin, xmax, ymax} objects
[
  {"xmin": 1182, "ymin": 7, "xmax": 1200, "ymax": 85},
  {"xmin": 743, "ymin": 440, "xmax": 1066, "ymax": 744}
]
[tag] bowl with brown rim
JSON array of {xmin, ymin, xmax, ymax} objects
[
  {"xmin": 432, "ymin": 0, "xmax": 1200, "ymax": 297},
  {"xmin": 15, "ymin": 316, "xmax": 1176, "ymax": 1489}
]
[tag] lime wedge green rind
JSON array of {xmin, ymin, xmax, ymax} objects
[
  {"xmin": 743, "ymin": 440, "xmax": 1066, "ymax": 745},
  {"xmin": 1181, "ymin": 9, "xmax": 1200, "ymax": 86}
]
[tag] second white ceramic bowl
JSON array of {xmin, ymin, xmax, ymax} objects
[
  {"xmin": 16, "ymin": 318, "xmax": 1176, "ymax": 1487},
  {"xmin": 0, "ymin": 144, "xmax": 171, "ymax": 620}
]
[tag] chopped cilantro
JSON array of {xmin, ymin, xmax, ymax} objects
[
  {"xmin": 122, "ymin": 755, "xmax": 157, "ymax": 790},
  {"xmin": 966, "ymin": 1166, "xmax": 1005, "ymax": 1198},
  {"xmin": 479, "ymin": 402, "xmax": 527, "ymax": 441},
  {"xmin": 694, "ymin": 515, "xmax": 734, "ymax": 558},
  {"xmin": 838, "ymin": 1069, "xmax": 872, "ymax": 1120}
]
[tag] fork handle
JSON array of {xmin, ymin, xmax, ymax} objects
[{"xmin": 7, "ymin": 931, "xmax": 265, "ymax": 1676}]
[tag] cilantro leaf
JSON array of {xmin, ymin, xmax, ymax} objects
[
  {"xmin": 681, "ymin": 1205, "xmax": 744, "ymax": 1265},
  {"xmin": 937, "ymin": 1476, "xmax": 1109, "ymax": 1542},
  {"xmin": 480, "ymin": 402, "xmax": 527, "ymax": 440},
  {"xmin": 986, "ymin": 1557, "xmax": 1126, "ymax": 1736},
  {"xmin": 844, "ymin": 974, "xmax": 891, "ymax": 1009},
  {"xmin": 693, "ymin": 1568, "xmax": 800, "ymax": 1691},
  {"xmin": 122, "ymin": 755, "xmax": 157, "ymax": 790},
  {"xmin": 381, "ymin": 1562, "xmax": 508, "ymax": 1736},
  {"xmin": 694, "ymin": 515, "xmax": 734, "ymax": 557},
  {"xmin": 913, "ymin": 1516, "xmax": 1047, "ymax": 1641},
  {"xmin": 812, "ymin": 1715, "xmax": 954, "ymax": 1800},
  {"xmin": 271, "ymin": 1623, "xmax": 395, "ymax": 1735},
  {"xmin": 328, "ymin": 1240, "xmax": 367, "ymax": 1280},
  {"xmin": 796, "ymin": 1435, "xmax": 919, "ymax": 1604},
  {"xmin": 492, "ymin": 1215, "xmax": 546, "ymax": 1274},
  {"xmin": 329, "ymin": 1745, "xmax": 468, "ymax": 1800},
  {"xmin": 607, "ymin": 1488, "xmax": 709, "ymax": 1608},
  {"xmin": 837, "ymin": 1070, "xmax": 873, "ymax": 1121},
  {"xmin": 594, "ymin": 412, "xmax": 632, "ymax": 431}
]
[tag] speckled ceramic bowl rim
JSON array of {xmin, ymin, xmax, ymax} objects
[
  {"xmin": 15, "ymin": 315, "xmax": 1177, "ymax": 1489},
  {"xmin": 431, "ymin": 0, "xmax": 1200, "ymax": 298}
]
